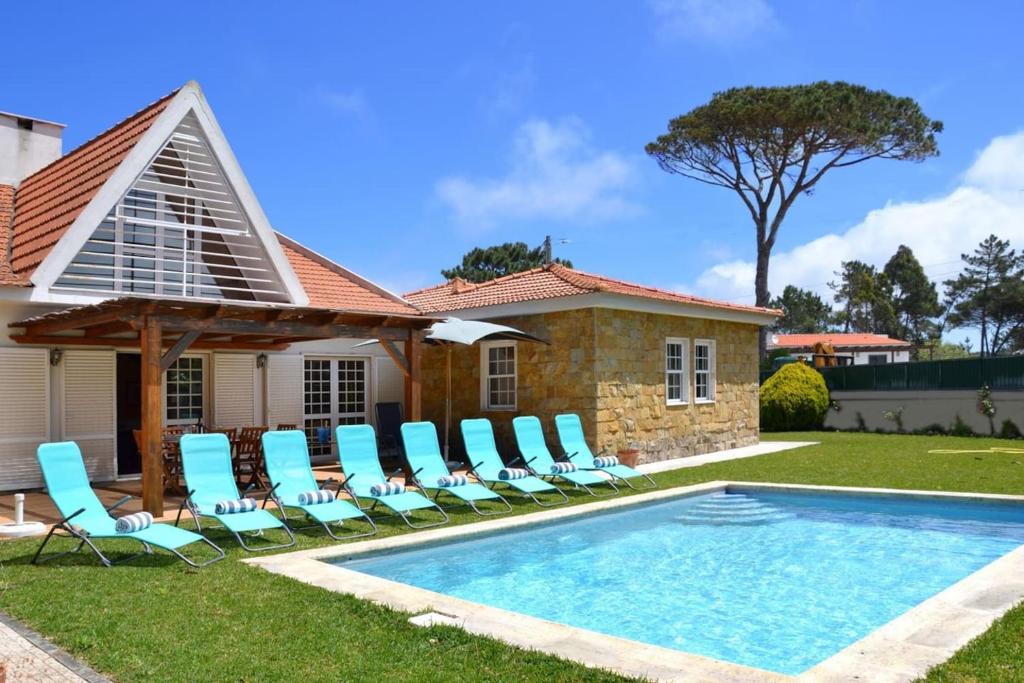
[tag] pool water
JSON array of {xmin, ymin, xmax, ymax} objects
[{"xmin": 336, "ymin": 489, "xmax": 1024, "ymax": 675}]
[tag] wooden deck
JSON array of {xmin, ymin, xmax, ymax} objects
[{"xmin": 0, "ymin": 464, "xmax": 353, "ymax": 527}]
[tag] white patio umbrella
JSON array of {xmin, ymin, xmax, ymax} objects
[{"xmin": 356, "ymin": 317, "xmax": 548, "ymax": 457}]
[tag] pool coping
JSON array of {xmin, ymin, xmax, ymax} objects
[{"xmin": 244, "ymin": 482, "xmax": 1024, "ymax": 683}]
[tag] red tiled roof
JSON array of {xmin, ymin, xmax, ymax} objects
[
  {"xmin": 404, "ymin": 263, "xmax": 779, "ymax": 318},
  {"xmin": 277, "ymin": 234, "xmax": 420, "ymax": 315},
  {"xmin": 0, "ymin": 184, "xmax": 27, "ymax": 285},
  {"xmin": 770, "ymin": 333, "xmax": 911, "ymax": 349},
  {"xmin": 9, "ymin": 89, "xmax": 178, "ymax": 277}
]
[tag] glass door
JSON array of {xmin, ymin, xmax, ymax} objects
[{"xmin": 303, "ymin": 357, "xmax": 369, "ymax": 456}]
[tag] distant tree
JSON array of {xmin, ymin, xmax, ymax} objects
[
  {"xmin": 943, "ymin": 235, "xmax": 1024, "ymax": 356},
  {"xmin": 441, "ymin": 241, "xmax": 572, "ymax": 283},
  {"xmin": 829, "ymin": 261, "xmax": 896, "ymax": 333},
  {"xmin": 883, "ymin": 245, "xmax": 941, "ymax": 345},
  {"xmin": 920, "ymin": 340, "xmax": 973, "ymax": 360},
  {"xmin": 769, "ymin": 285, "xmax": 834, "ymax": 333},
  {"xmin": 645, "ymin": 81, "xmax": 942, "ymax": 358}
]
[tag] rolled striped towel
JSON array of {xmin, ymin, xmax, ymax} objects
[
  {"xmin": 369, "ymin": 482, "xmax": 405, "ymax": 496},
  {"xmin": 498, "ymin": 467, "xmax": 531, "ymax": 481},
  {"xmin": 298, "ymin": 489, "xmax": 336, "ymax": 505},
  {"xmin": 437, "ymin": 474, "xmax": 469, "ymax": 487},
  {"xmin": 115, "ymin": 511, "xmax": 153, "ymax": 534},
  {"xmin": 214, "ymin": 497, "xmax": 258, "ymax": 515},
  {"xmin": 550, "ymin": 462, "xmax": 579, "ymax": 474},
  {"xmin": 592, "ymin": 455, "xmax": 619, "ymax": 468}
]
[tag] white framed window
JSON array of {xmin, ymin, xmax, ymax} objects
[
  {"xmin": 303, "ymin": 357, "xmax": 370, "ymax": 456},
  {"xmin": 694, "ymin": 339, "xmax": 716, "ymax": 403},
  {"xmin": 665, "ymin": 337, "xmax": 689, "ymax": 405},
  {"xmin": 165, "ymin": 355, "xmax": 206, "ymax": 425},
  {"xmin": 480, "ymin": 341, "xmax": 517, "ymax": 410}
]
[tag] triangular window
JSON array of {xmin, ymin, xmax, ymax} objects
[{"xmin": 53, "ymin": 112, "xmax": 291, "ymax": 302}]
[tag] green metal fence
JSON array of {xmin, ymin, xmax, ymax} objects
[{"xmin": 817, "ymin": 355, "xmax": 1024, "ymax": 392}]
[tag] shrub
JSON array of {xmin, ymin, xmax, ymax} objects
[
  {"xmin": 949, "ymin": 415, "xmax": 975, "ymax": 437},
  {"xmin": 999, "ymin": 419, "xmax": 1023, "ymax": 440},
  {"xmin": 913, "ymin": 423, "xmax": 947, "ymax": 436},
  {"xmin": 760, "ymin": 362, "xmax": 830, "ymax": 431}
]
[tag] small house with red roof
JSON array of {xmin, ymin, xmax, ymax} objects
[
  {"xmin": 0, "ymin": 83, "xmax": 429, "ymax": 500},
  {"xmin": 405, "ymin": 265, "xmax": 780, "ymax": 463},
  {"xmin": 768, "ymin": 333, "xmax": 911, "ymax": 365}
]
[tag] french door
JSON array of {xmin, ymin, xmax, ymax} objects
[{"xmin": 303, "ymin": 357, "xmax": 369, "ymax": 456}]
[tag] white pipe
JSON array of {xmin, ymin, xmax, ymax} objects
[{"xmin": 14, "ymin": 493, "xmax": 24, "ymax": 525}]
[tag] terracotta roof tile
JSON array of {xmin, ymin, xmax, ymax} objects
[
  {"xmin": 770, "ymin": 333, "xmax": 911, "ymax": 349},
  {"xmin": 0, "ymin": 184, "xmax": 27, "ymax": 285},
  {"xmin": 10, "ymin": 89, "xmax": 178, "ymax": 277},
  {"xmin": 277, "ymin": 234, "xmax": 420, "ymax": 315},
  {"xmin": 404, "ymin": 263, "xmax": 779, "ymax": 318}
]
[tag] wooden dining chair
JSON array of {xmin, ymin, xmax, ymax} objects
[
  {"xmin": 237, "ymin": 426, "xmax": 269, "ymax": 488},
  {"xmin": 275, "ymin": 423, "xmax": 298, "ymax": 431},
  {"xmin": 160, "ymin": 426, "xmax": 186, "ymax": 494}
]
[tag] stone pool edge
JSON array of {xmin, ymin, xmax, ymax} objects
[{"xmin": 244, "ymin": 482, "xmax": 1024, "ymax": 683}]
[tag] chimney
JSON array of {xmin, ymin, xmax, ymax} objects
[{"xmin": 0, "ymin": 111, "xmax": 64, "ymax": 186}]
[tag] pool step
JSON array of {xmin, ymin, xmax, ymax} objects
[{"xmin": 675, "ymin": 494, "xmax": 793, "ymax": 526}]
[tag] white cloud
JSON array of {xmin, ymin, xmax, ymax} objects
[
  {"xmin": 688, "ymin": 131, "xmax": 1024, "ymax": 304},
  {"xmin": 649, "ymin": 0, "xmax": 779, "ymax": 44},
  {"xmin": 316, "ymin": 87, "xmax": 370, "ymax": 118},
  {"xmin": 436, "ymin": 117, "xmax": 638, "ymax": 228}
]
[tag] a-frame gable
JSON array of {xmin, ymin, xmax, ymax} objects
[{"xmin": 30, "ymin": 82, "xmax": 308, "ymax": 306}]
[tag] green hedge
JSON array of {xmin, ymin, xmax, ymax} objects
[{"xmin": 760, "ymin": 362, "xmax": 830, "ymax": 431}]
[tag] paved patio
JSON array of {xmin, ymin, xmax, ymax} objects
[{"xmin": 0, "ymin": 612, "xmax": 109, "ymax": 683}]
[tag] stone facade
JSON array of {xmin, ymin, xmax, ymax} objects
[{"xmin": 421, "ymin": 307, "xmax": 761, "ymax": 464}]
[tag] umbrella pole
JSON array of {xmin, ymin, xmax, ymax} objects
[{"xmin": 444, "ymin": 344, "xmax": 451, "ymax": 459}]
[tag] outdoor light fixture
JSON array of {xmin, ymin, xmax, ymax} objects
[
  {"xmin": 49, "ymin": 348, "xmax": 63, "ymax": 366},
  {"xmin": 256, "ymin": 353, "xmax": 268, "ymax": 369}
]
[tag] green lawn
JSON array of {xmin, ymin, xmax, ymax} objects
[{"xmin": 1, "ymin": 431, "xmax": 1023, "ymax": 682}]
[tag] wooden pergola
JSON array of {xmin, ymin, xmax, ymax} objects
[{"xmin": 10, "ymin": 297, "xmax": 435, "ymax": 514}]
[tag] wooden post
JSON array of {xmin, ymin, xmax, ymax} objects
[
  {"xmin": 140, "ymin": 317, "xmax": 164, "ymax": 515},
  {"xmin": 404, "ymin": 332, "xmax": 422, "ymax": 422}
]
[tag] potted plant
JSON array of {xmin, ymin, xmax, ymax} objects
[{"xmin": 616, "ymin": 443, "xmax": 642, "ymax": 468}]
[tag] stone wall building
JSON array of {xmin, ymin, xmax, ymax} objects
[{"xmin": 406, "ymin": 265, "xmax": 778, "ymax": 464}]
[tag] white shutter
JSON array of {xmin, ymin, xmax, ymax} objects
[
  {"xmin": 709, "ymin": 339, "xmax": 718, "ymax": 401},
  {"xmin": 0, "ymin": 348, "xmax": 50, "ymax": 490},
  {"xmin": 214, "ymin": 353, "xmax": 256, "ymax": 427},
  {"xmin": 266, "ymin": 353, "xmax": 302, "ymax": 428},
  {"xmin": 62, "ymin": 349, "xmax": 116, "ymax": 482}
]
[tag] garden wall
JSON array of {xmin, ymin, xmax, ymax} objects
[{"xmin": 825, "ymin": 390, "xmax": 1024, "ymax": 434}]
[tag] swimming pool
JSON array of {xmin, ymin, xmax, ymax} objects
[{"xmin": 335, "ymin": 488, "xmax": 1024, "ymax": 675}]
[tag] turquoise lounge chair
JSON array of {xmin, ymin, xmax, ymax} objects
[
  {"xmin": 512, "ymin": 416, "xmax": 618, "ymax": 496},
  {"xmin": 32, "ymin": 442, "xmax": 223, "ymax": 568},
  {"xmin": 336, "ymin": 424, "xmax": 448, "ymax": 529},
  {"xmin": 262, "ymin": 430, "xmax": 376, "ymax": 541},
  {"xmin": 177, "ymin": 433, "xmax": 295, "ymax": 551},
  {"xmin": 554, "ymin": 414, "xmax": 656, "ymax": 489},
  {"xmin": 400, "ymin": 421, "xmax": 512, "ymax": 516},
  {"xmin": 460, "ymin": 418, "xmax": 568, "ymax": 507}
]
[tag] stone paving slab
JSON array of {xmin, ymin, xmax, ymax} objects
[
  {"xmin": 0, "ymin": 611, "xmax": 109, "ymax": 683},
  {"xmin": 636, "ymin": 441, "xmax": 817, "ymax": 474}
]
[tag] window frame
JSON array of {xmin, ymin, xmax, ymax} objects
[
  {"xmin": 665, "ymin": 337, "xmax": 690, "ymax": 406},
  {"xmin": 694, "ymin": 338, "xmax": 716, "ymax": 404},
  {"xmin": 480, "ymin": 340, "xmax": 518, "ymax": 411},
  {"xmin": 164, "ymin": 354, "xmax": 208, "ymax": 426}
]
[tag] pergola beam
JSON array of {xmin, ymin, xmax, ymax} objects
[
  {"xmin": 160, "ymin": 330, "xmax": 202, "ymax": 372},
  {"xmin": 140, "ymin": 317, "xmax": 163, "ymax": 515},
  {"xmin": 404, "ymin": 332, "xmax": 422, "ymax": 421},
  {"xmin": 126, "ymin": 314, "xmax": 414, "ymax": 341},
  {"xmin": 9, "ymin": 334, "xmax": 289, "ymax": 352}
]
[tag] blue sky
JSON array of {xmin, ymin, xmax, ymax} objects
[{"xmin": 4, "ymin": 1, "xmax": 1024, "ymax": 313}]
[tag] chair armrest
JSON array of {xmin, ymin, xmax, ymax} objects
[{"xmin": 105, "ymin": 495, "xmax": 132, "ymax": 512}]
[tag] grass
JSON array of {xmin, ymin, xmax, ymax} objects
[{"xmin": 1, "ymin": 431, "xmax": 1022, "ymax": 682}]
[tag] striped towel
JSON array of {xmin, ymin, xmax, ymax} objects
[
  {"xmin": 498, "ymin": 468, "xmax": 531, "ymax": 481},
  {"xmin": 437, "ymin": 474, "xmax": 469, "ymax": 487},
  {"xmin": 369, "ymin": 482, "xmax": 405, "ymax": 496},
  {"xmin": 214, "ymin": 497, "xmax": 258, "ymax": 515},
  {"xmin": 550, "ymin": 462, "xmax": 579, "ymax": 474},
  {"xmin": 115, "ymin": 511, "xmax": 153, "ymax": 534},
  {"xmin": 298, "ymin": 489, "xmax": 336, "ymax": 505},
  {"xmin": 592, "ymin": 455, "xmax": 619, "ymax": 468}
]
